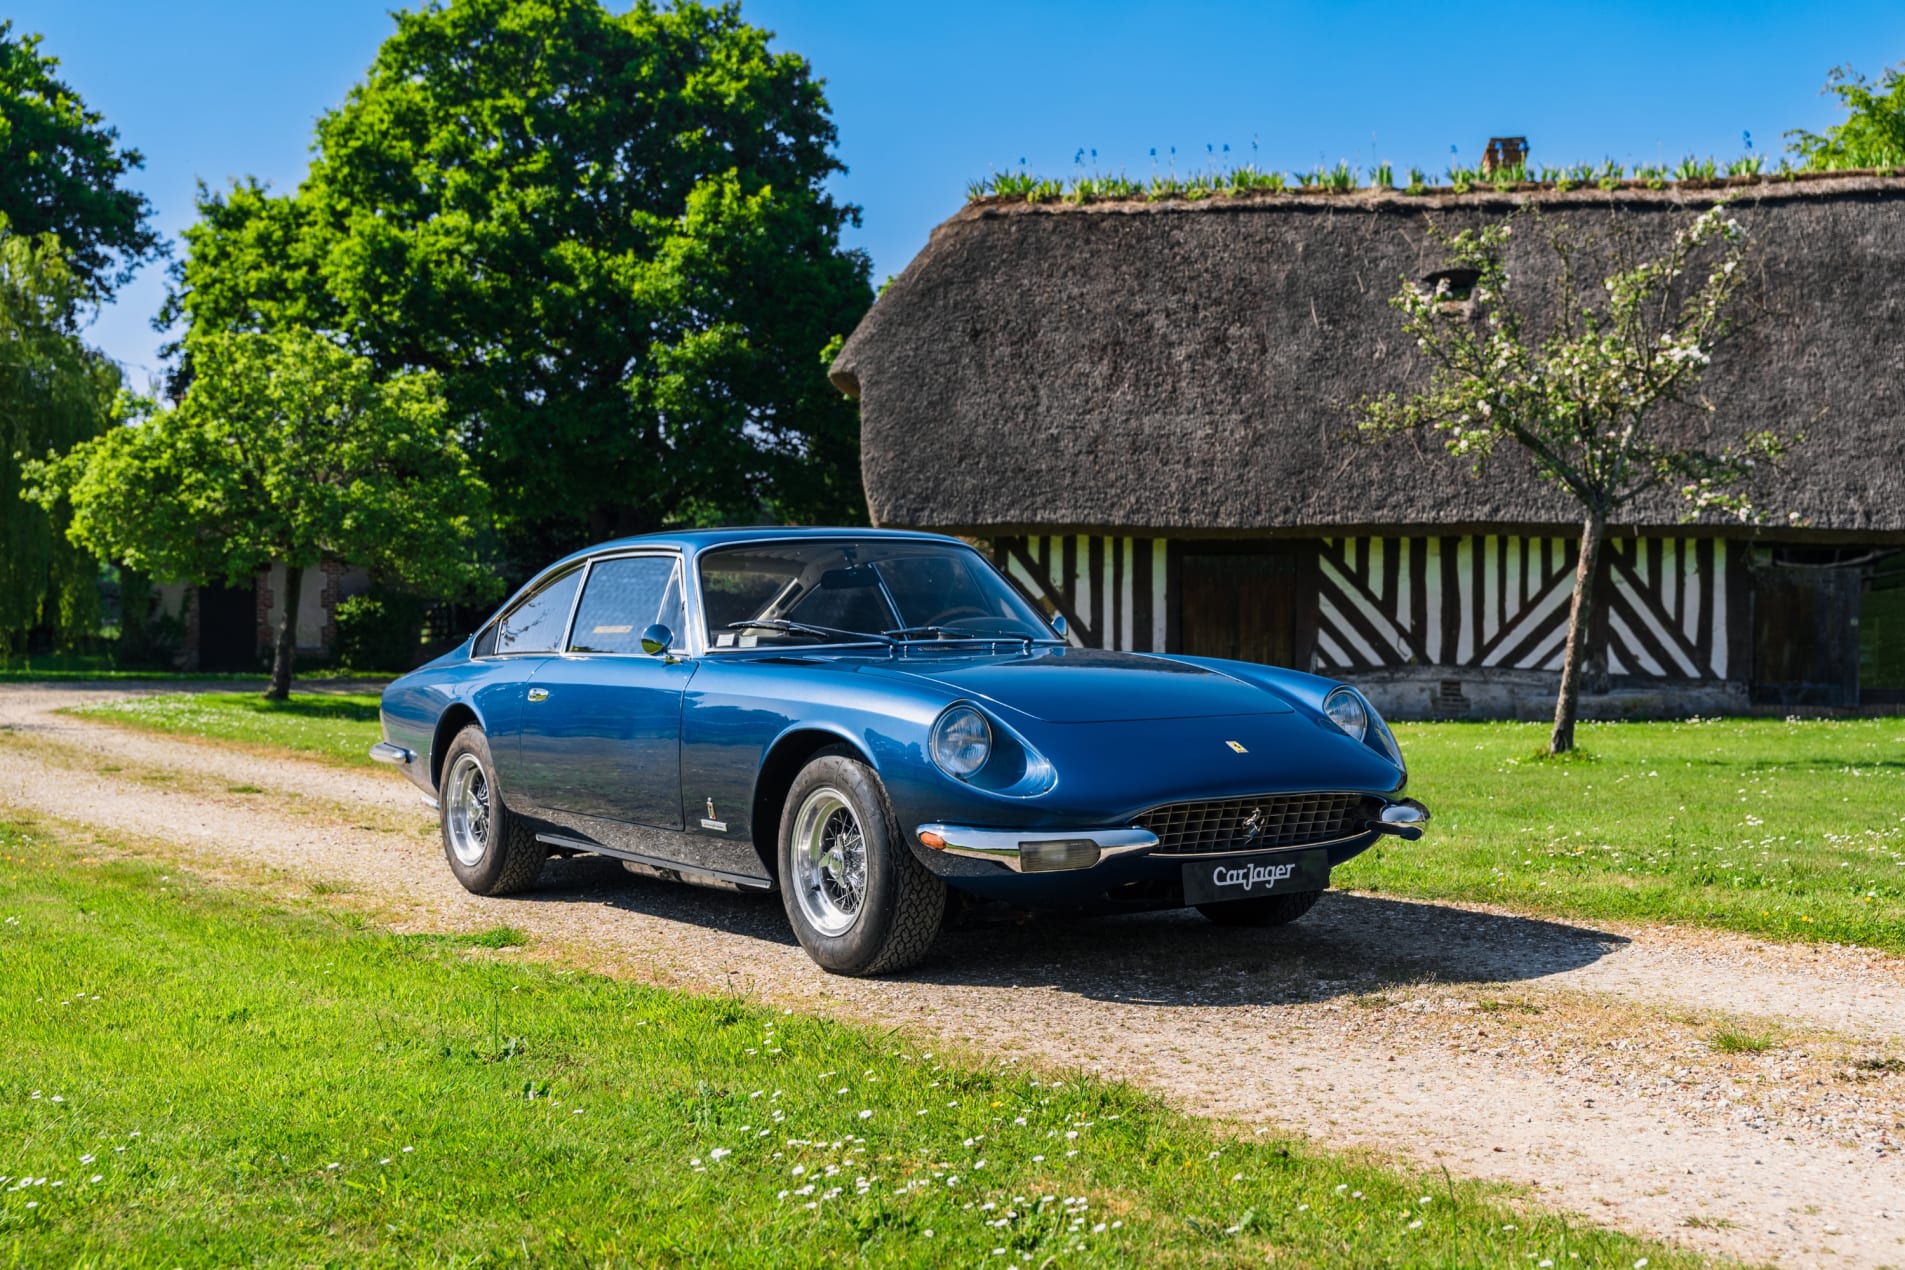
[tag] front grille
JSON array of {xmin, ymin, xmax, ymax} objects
[{"xmin": 1135, "ymin": 793, "xmax": 1365, "ymax": 856}]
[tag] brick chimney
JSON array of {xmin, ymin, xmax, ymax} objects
[{"xmin": 1481, "ymin": 136, "xmax": 1528, "ymax": 175}]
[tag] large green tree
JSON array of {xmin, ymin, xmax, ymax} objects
[
  {"xmin": 165, "ymin": 0, "xmax": 872, "ymax": 566},
  {"xmin": 29, "ymin": 330, "xmax": 495, "ymax": 698},
  {"xmin": 1787, "ymin": 62, "xmax": 1905, "ymax": 169},
  {"xmin": 0, "ymin": 217, "xmax": 121, "ymax": 657},
  {"xmin": 0, "ymin": 22, "xmax": 161, "ymax": 299}
]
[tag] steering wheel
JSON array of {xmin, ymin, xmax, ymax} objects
[{"xmin": 921, "ymin": 606, "xmax": 990, "ymax": 629}]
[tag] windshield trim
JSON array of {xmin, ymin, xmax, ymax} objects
[{"xmin": 691, "ymin": 535, "xmax": 1062, "ymax": 655}]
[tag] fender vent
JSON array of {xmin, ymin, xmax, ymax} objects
[{"xmin": 1135, "ymin": 793, "xmax": 1364, "ymax": 856}]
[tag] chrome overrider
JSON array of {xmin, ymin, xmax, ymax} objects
[
  {"xmin": 917, "ymin": 797, "xmax": 1430, "ymax": 874},
  {"xmin": 913, "ymin": 824, "xmax": 1159, "ymax": 873}
]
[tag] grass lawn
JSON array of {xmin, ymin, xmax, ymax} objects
[
  {"xmin": 0, "ymin": 823, "xmax": 1701, "ymax": 1268},
  {"xmin": 65, "ymin": 690, "xmax": 1905, "ymax": 954},
  {"xmin": 1343, "ymin": 717, "xmax": 1905, "ymax": 953},
  {"xmin": 69, "ymin": 691, "xmax": 387, "ymax": 769}
]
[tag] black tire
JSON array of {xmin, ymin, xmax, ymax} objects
[
  {"xmin": 1195, "ymin": 889, "xmax": 1322, "ymax": 928},
  {"xmin": 778, "ymin": 751, "xmax": 945, "ymax": 975},
  {"xmin": 438, "ymin": 725, "xmax": 545, "ymax": 896}
]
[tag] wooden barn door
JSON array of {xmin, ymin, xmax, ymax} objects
[
  {"xmin": 196, "ymin": 581, "xmax": 258, "ymax": 672},
  {"xmin": 1751, "ymin": 566, "xmax": 1860, "ymax": 707},
  {"xmin": 1177, "ymin": 545, "xmax": 1312, "ymax": 669}
]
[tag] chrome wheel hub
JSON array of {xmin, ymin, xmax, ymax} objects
[
  {"xmin": 445, "ymin": 752, "xmax": 492, "ymax": 868},
  {"xmin": 791, "ymin": 786, "xmax": 867, "ymax": 938}
]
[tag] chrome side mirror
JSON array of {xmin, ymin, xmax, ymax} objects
[
  {"xmin": 1051, "ymin": 613, "xmax": 1068, "ymax": 638},
  {"xmin": 640, "ymin": 623, "xmax": 673, "ymax": 656}
]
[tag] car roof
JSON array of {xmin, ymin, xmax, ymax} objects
[{"xmin": 541, "ymin": 526, "xmax": 968, "ymax": 573}]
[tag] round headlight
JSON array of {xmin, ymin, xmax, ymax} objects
[
  {"xmin": 931, "ymin": 705, "xmax": 993, "ymax": 778},
  {"xmin": 1322, "ymin": 687, "xmax": 1368, "ymax": 742}
]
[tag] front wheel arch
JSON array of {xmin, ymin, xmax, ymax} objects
[{"xmin": 750, "ymin": 727, "xmax": 875, "ymax": 883}]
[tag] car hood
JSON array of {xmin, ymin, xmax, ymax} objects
[{"xmin": 865, "ymin": 647, "xmax": 1295, "ymax": 723}]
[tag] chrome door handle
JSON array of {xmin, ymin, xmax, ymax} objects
[{"xmin": 527, "ymin": 688, "xmax": 549, "ymax": 702}]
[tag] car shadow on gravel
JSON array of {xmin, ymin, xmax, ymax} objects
[
  {"xmin": 533, "ymin": 855, "xmax": 801, "ymax": 947},
  {"xmin": 915, "ymin": 893, "xmax": 1630, "ymax": 1007},
  {"xmin": 525, "ymin": 857, "xmax": 1623, "ymax": 1003}
]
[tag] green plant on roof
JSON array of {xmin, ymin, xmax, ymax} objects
[
  {"xmin": 1674, "ymin": 155, "xmax": 1719, "ymax": 182},
  {"xmin": 1225, "ymin": 166, "xmax": 1286, "ymax": 194},
  {"xmin": 1068, "ymin": 173, "xmax": 1142, "ymax": 203},
  {"xmin": 1489, "ymin": 162, "xmax": 1528, "ymax": 190},
  {"xmin": 977, "ymin": 170, "xmax": 1040, "ymax": 199},
  {"xmin": 959, "ymin": 122, "xmax": 1905, "ymax": 206},
  {"xmin": 1179, "ymin": 170, "xmax": 1218, "ymax": 201}
]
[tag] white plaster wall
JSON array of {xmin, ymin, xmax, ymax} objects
[
  {"xmin": 258, "ymin": 563, "xmax": 329, "ymax": 651},
  {"xmin": 152, "ymin": 581, "xmax": 190, "ymax": 621}
]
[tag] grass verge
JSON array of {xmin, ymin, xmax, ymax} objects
[
  {"xmin": 67, "ymin": 691, "xmax": 386, "ymax": 769},
  {"xmin": 0, "ymin": 820, "xmax": 1704, "ymax": 1267},
  {"xmin": 1344, "ymin": 717, "xmax": 1905, "ymax": 953}
]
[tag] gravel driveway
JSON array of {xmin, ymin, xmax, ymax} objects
[{"xmin": 3, "ymin": 682, "xmax": 1902, "ymax": 1268}]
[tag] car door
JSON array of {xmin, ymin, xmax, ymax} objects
[
  {"xmin": 466, "ymin": 562, "xmax": 587, "ymax": 793},
  {"xmin": 514, "ymin": 553, "xmax": 696, "ymax": 828}
]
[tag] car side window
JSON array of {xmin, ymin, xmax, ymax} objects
[
  {"xmin": 494, "ymin": 566, "xmax": 583, "ymax": 655},
  {"xmin": 567, "ymin": 557, "xmax": 684, "ymax": 654}
]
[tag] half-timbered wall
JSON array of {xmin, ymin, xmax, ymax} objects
[
  {"xmin": 995, "ymin": 535, "xmax": 1170, "ymax": 651},
  {"xmin": 992, "ymin": 533, "xmax": 1736, "ymax": 681},
  {"xmin": 1316, "ymin": 536, "xmax": 1731, "ymax": 679}
]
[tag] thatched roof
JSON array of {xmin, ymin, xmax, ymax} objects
[{"xmin": 833, "ymin": 175, "xmax": 1905, "ymax": 540}]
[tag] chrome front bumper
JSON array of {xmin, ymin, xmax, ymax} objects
[
  {"xmin": 916, "ymin": 797, "xmax": 1430, "ymax": 874},
  {"xmin": 914, "ymin": 824, "xmax": 1159, "ymax": 873},
  {"xmin": 369, "ymin": 741, "xmax": 416, "ymax": 765}
]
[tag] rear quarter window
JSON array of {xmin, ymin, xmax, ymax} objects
[{"xmin": 493, "ymin": 566, "xmax": 583, "ymax": 654}]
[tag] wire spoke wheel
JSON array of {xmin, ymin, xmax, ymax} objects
[
  {"xmin": 445, "ymin": 752, "xmax": 492, "ymax": 868},
  {"xmin": 791, "ymin": 786, "xmax": 867, "ymax": 938}
]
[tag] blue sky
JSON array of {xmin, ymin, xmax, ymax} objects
[{"xmin": 11, "ymin": 0, "xmax": 1903, "ymax": 387}]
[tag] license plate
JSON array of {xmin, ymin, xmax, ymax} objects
[{"xmin": 1181, "ymin": 848, "xmax": 1330, "ymax": 906}]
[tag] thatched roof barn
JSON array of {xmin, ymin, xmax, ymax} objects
[{"xmin": 832, "ymin": 176, "xmax": 1905, "ymax": 715}]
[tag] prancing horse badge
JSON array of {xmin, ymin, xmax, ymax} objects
[{"xmin": 1225, "ymin": 741, "xmax": 1248, "ymax": 753}]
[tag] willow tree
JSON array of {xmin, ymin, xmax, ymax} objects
[
  {"xmin": 1356, "ymin": 204, "xmax": 1791, "ymax": 753},
  {"xmin": 0, "ymin": 219, "xmax": 121, "ymax": 657},
  {"xmin": 30, "ymin": 330, "xmax": 495, "ymax": 698}
]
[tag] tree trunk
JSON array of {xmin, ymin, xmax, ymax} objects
[
  {"xmin": 265, "ymin": 563, "xmax": 303, "ymax": 702},
  {"xmin": 1550, "ymin": 511, "xmax": 1607, "ymax": 754}
]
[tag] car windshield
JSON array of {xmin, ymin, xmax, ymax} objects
[{"xmin": 699, "ymin": 540, "xmax": 1057, "ymax": 649}]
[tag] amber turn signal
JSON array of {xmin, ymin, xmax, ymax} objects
[{"xmin": 918, "ymin": 830, "xmax": 947, "ymax": 850}]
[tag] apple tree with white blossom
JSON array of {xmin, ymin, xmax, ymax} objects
[{"xmin": 1356, "ymin": 202, "xmax": 1794, "ymax": 753}]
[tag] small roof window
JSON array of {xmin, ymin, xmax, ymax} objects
[{"xmin": 1420, "ymin": 267, "xmax": 1481, "ymax": 301}]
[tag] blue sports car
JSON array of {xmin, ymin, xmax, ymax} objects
[{"xmin": 373, "ymin": 528, "xmax": 1428, "ymax": 975}]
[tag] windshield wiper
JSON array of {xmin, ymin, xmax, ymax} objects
[
  {"xmin": 726, "ymin": 619, "xmax": 895, "ymax": 646},
  {"xmin": 884, "ymin": 625, "xmax": 1022, "ymax": 642}
]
